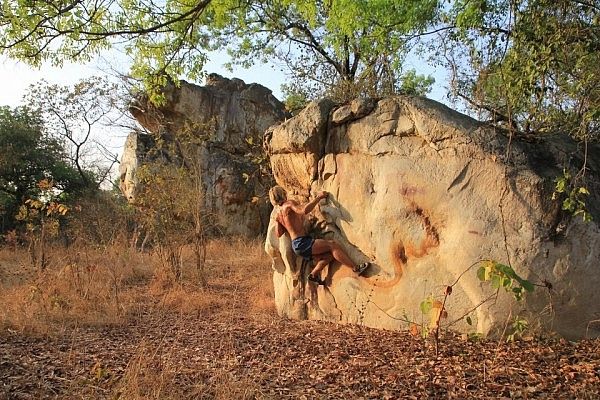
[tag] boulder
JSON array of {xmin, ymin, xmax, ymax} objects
[
  {"xmin": 264, "ymin": 96, "xmax": 600, "ymax": 339},
  {"xmin": 119, "ymin": 74, "xmax": 288, "ymax": 236}
]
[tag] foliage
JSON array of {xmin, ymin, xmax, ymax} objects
[
  {"xmin": 135, "ymin": 161, "xmax": 209, "ymax": 286},
  {"xmin": 15, "ymin": 179, "xmax": 69, "ymax": 270},
  {"xmin": 552, "ymin": 169, "xmax": 592, "ymax": 222},
  {"xmin": 0, "ymin": 0, "xmax": 438, "ymax": 101},
  {"xmin": 0, "ymin": 0, "xmax": 212, "ymax": 101},
  {"xmin": 507, "ymin": 315, "xmax": 529, "ymax": 342},
  {"xmin": 418, "ymin": 293, "xmax": 448, "ymax": 341},
  {"xmin": 476, "ymin": 260, "xmax": 534, "ymax": 301},
  {"xmin": 281, "ymin": 84, "xmax": 310, "ymax": 115},
  {"xmin": 65, "ymin": 189, "xmax": 135, "ymax": 248},
  {"xmin": 475, "ymin": 260, "xmax": 534, "ymax": 341},
  {"xmin": 212, "ymin": 0, "xmax": 438, "ymax": 99},
  {"xmin": 0, "ymin": 106, "xmax": 82, "ymax": 232},
  {"xmin": 399, "ymin": 69, "xmax": 436, "ymax": 96},
  {"xmin": 414, "ymin": 260, "xmax": 535, "ymax": 345},
  {"xmin": 440, "ymin": 0, "xmax": 600, "ymax": 140}
]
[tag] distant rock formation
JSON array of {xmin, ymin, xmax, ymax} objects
[
  {"xmin": 264, "ymin": 96, "xmax": 600, "ymax": 339},
  {"xmin": 119, "ymin": 74, "xmax": 288, "ymax": 236}
]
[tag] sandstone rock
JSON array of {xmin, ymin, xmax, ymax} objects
[
  {"xmin": 331, "ymin": 105, "xmax": 353, "ymax": 125},
  {"xmin": 331, "ymin": 98, "xmax": 375, "ymax": 125},
  {"xmin": 264, "ymin": 96, "xmax": 600, "ymax": 339},
  {"xmin": 119, "ymin": 132, "xmax": 155, "ymax": 201},
  {"xmin": 120, "ymin": 74, "xmax": 288, "ymax": 236}
]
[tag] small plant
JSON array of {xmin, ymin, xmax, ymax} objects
[
  {"xmin": 506, "ymin": 315, "xmax": 529, "ymax": 342},
  {"xmin": 552, "ymin": 169, "xmax": 592, "ymax": 222},
  {"xmin": 135, "ymin": 163, "xmax": 209, "ymax": 286},
  {"xmin": 419, "ymin": 295, "xmax": 434, "ymax": 338},
  {"xmin": 476, "ymin": 260, "xmax": 534, "ymax": 301},
  {"xmin": 419, "ymin": 292, "xmax": 449, "ymax": 345},
  {"xmin": 15, "ymin": 179, "xmax": 69, "ymax": 270},
  {"xmin": 3, "ymin": 229, "xmax": 19, "ymax": 250},
  {"xmin": 476, "ymin": 260, "xmax": 535, "ymax": 341},
  {"xmin": 467, "ymin": 332, "xmax": 483, "ymax": 341}
]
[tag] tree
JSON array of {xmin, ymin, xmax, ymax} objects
[
  {"xmin": 0, "ymin": 106, "xmax": 81, "ymax": 232},
  {"xmin": 433, "ymin": 0, "xmax": 598, "ymax": 220},
  {"xmin": 439, "ymin": 0, "xmax": 600, "ymax": 141},
  {"xmin": 135, "ymin": 160, "xmax": 210, "ymax": 287},
  {"xmin": 24, "ymin": 77, "xmax": 129, "ymax": 188},
  {"xmin": 15, "ymin": 179, "xmax": 69, "ymax": 270},
  {"xmin": 0, "ymin": 0, "xmax": 212, "ymax": 100},
  {"xmin": 0, "ymin": 0, "xmax": 437, "ymax": 101},
  {"xmin": 211, "ymin": 0, "xmax": 438, "ymax": 100}
]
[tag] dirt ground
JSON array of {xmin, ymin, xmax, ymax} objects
[{"xmin": 0, "ymin": 242, "xmax": 599, "ymax": 399}]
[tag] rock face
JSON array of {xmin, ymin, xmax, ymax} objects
[
  {"xmin": 120, "ymin": 74, "xmax": 288, "ymax": 236},
  {"xmin": 264, "ymin": 96, "xmax": 600, "ymax": 339}
]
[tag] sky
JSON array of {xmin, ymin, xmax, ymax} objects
[{"xmin": 0, "ymin": 51, "xmax": 288, "ymax": 110}]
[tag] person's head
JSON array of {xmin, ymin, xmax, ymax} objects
[{"xmin": 269, "ymin": 186, "xmax": 287, "ymax": 206}]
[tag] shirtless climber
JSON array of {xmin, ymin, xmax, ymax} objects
[{"xmin": 269, "ymin": 185, "xmax": 370, "ymax": 286}]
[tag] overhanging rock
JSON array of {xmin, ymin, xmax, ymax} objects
[{"xmin": 119, "ymin": 74, "xmax": 288, "ymax": 236}]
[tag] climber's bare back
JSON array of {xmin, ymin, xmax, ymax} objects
[{"xmin": 276, "ymin": 201, "xmax": 307, "ymax": 239}]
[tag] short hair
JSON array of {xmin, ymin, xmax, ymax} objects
[{"xmin": 269, "ymin": 186, "xmax": 287, "ymax": 206}]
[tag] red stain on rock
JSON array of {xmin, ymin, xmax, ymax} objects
[
  {"xmin": 369, "ymin": 202, "xmax": 440, "ymax": 289},
  {"xmin": 399, "ymin": 185, "xmax": 424, "ymax": 197}
]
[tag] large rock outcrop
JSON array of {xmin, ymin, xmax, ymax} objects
[
  {"xmin": 120, "ymin": 74, "xmax": 288, "ymax": 236},
  {"xmin": 264, "ymin": 96, "xmax": 600, "ymax": 339}
]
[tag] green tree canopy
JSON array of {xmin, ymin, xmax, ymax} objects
[
  {"xmin": 0, "ymin": 106, "xmax": 82, "ymax": 231},
  {"xmin": 0, "ymin": 0, "xmax": 438, "ymax": 101},
  {"xmin": 208, "ymin": 0, "xmax": 438, "ymax": 99},
  {"xmin": 440, "ymin": 0, "xmax": 600, "ymax": 140},
  {"xmin": 0, "ymin": 0, "xmax": 212, "ymax": 99},
  {"xmin": 1, "ymin": 0, "xmax": 597, "ymax": 138}
]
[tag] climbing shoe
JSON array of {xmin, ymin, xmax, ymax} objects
[
  {"xmin": 355, "ymin": 262, "xmax": 371, "ymax": 276},
  {"xmin": 308, "ymin": 274, "xmax": 326, "ymax": 286}
]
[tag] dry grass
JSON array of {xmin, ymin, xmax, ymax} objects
[
  {"xmin": 0, "ymin": 236, "xmax": 276, "ymax": 399},
  {"xmin": 0, "ymin": 237, "xmax": 275, "ymax": 335}
]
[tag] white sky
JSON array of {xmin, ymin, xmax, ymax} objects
[{"xmin": 0, "ymin": 51, "xmax": 287, "ymax": 109}]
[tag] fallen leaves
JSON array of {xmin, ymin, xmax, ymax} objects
[{"xmin": 1, "ymin": 316, "xmax": 598, "ymax": 399}]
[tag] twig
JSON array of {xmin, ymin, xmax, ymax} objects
[
  {"xmin": 586, "ymin": 319, "xmax": 600, "ymax": 339},
  {"xmin": 433, "ymin": 286, "xmax": 452, "ymax": 356},
  {"xmin": 449, "ymin": 260, "xmax": 486, "ymax": 288},
  {"xmin": 444, "ymin": 292, "xmax": 498, "ymax": 329},
  {"xmin": 366, "ymin": 298, "xmax": 424, "ymax": 327}
]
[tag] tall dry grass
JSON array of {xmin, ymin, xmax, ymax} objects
[{"xmin": 0, "ymin": 237, "xmax": 275, "ymax": 336}]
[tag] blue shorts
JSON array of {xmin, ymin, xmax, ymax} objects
[{"xmin": 291, "ymin": 236, "xmax": 314, "ymax": 260}]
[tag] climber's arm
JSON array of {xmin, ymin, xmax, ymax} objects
[{"xmin": 291, "ymin": 192, "xmax": 328, "ymax": 215}]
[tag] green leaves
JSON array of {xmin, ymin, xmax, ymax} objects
[
  {"xmin": 0, "ymin": 0, "xmax": 214, "ymax": 101},
  {"xmin": 420, "ymin": 295, "xmax": 434, "ymax": 315},
  {"xmin": 211, "ymin": 0, "xmax": 439, "ymax": 100},
  {"xmin": 507, "ymin": 315, "xmax": 529, "ymax": 342},
  {"xmin": 443, "ymin": 0, "xmax": 600, "ymax": 141},
  {"xmin": 476, "ymin": 260, "xmax": 534, "ymax": 301},
  {"xmin": 552, "ymin": 169, "xmax": 593, "ymax": 222}
]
